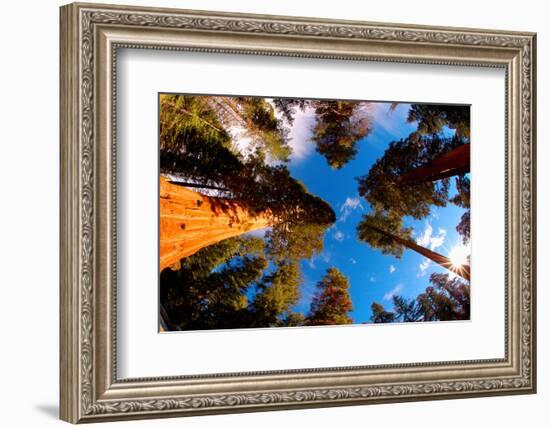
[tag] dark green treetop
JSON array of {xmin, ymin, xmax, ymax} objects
[{"xmin": 369, "ymin": 272, "xmax": 470, "ymax": 324}]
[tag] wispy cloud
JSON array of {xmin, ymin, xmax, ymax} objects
[
  {"xmin": 349, "ymin": 258, "xmax": 357, "ymax": 265},
  {"xmin": 333, "ymin": 230, "xmax": 345, "ymax": 242},
  {"xmin": 339, "ymin": 196, "xmax": 364, "ymax": 222},
  {"xmin": 228, "ymin": 126, "xmax": 254, "ymax": 158},
  {"xmin": 418, "ymin": 259, "xmax": 431, "ymax": 277},
  {"xmin": 370, "ymin": 103, "xmax": 415, "ymax": 138},
  {"xmin": 369, "ymin": 276, "xmax": 376, "ymax": 283},
  {"xmin": 416, "ymin": 222, "xmax": 447, "ymax": 251},
  {"xmin": 389, "ymin": 264, "xmax": 396, "ymax": 274},
  {"xmin": 383, "ymin": 284, "xmax": 403, "ymax": 301},
  {"xmin": 287, "ymin": 106, "xmax": 316, "ymax": 162},
  {"xmin": 306, "ymin": 249, "xmax": 332, "ymax": 269}
]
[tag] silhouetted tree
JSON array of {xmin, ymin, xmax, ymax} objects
[
  {"xmin": 450, "ymin": 175, "xmax": 471, "ymax": 244},
  {"xmin": 407, "ymin": 104, "xmax": 470, "ymax": 140},
  {"xmin": 160, "ymin": 237, "xmax": 267, "ymax": 330},
  {"xmin": 270, "ymin": 98, "xmax": 308, "ymax": 125},
  {"xmin": 370, "ymin": 302, "xmax": 396, "ymax": 323},
  {"xmin": 369, "ymin": 272, "xmax": 470, "ymax": 323},
  {"xmin": 392, "ymin": 295, "xmax": 422, "ymax": 322},
  {"xmin": 417, "ymin": 273, "xmax": 470, "ymax": 321}
]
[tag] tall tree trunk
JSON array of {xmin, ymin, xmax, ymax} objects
[
  {"xmin": 160, "ymin": 177, "xmax": 274, "ymax": 271},
  {"xmin": 364, "ymin": 222, "xmax": 470, "ymax": 281},
  {"xmin": 399, "ymin": 143, "xmax": 470, "ymax": 184}
]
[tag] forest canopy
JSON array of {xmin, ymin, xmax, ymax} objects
[{"xmin": 158, "ymin": 94, "xmax": 471, "ymax": 331}]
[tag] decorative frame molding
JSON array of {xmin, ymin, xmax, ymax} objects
[{"xmin": 60, "ymin": 2, "xmax": 536, "ymax": 423}]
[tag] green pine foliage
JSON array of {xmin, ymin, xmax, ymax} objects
[
  {"xmin": 306, "ymin": 268, "xmax": 353, "ymax": 326},
  {"xmin": 357, "ymin": 134, "xmax": 456, "ymax": 220},
  {"xmin": 370, "ymin": 302, "xmax": 396, "ymax": 323},
  {"xmin": 159, "ymin": 95, "xmax": 471, "ymax": 330},
  {"xmin": 270, "ymin": 98, "xmax": 373, "ymax": 169},
  {"xmin": 356, "ymin": 209, "xmax": 413, "ymax": 258},
  {"xmin": 160, "ymin": 237, "xmax": 268, "ymax": 330},
  {"xmin": 311, "ymin": 101, "xmax": 372, "ymax": 169},
  {"xmin": 251, "ymin": 262, "xmax": 302, "ymax": 327},
  {"xmin": 407, "ymin": 104, "xmax": 470, "ymax": 140},
  {"xmin": 369, "ymin": 273, "xmax": 471, "ymax": 324},
  {"xmin": 356, "ymin": 104, "xmax": 471, "ymax": 256}
]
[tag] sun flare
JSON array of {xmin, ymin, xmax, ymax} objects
[{"xmin": 448, "ymin": 244, "xmax": 470, "ymax": 268}]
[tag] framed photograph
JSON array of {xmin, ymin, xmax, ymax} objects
[{"xmin": 60, "ymin": 2, "xmax": 537, "ymax": 423}]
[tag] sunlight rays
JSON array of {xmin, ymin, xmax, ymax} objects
[
  {"xmin": 448, "ymin": 244, "xmax": 470, "ymax": 269},
  {"xmin": 445, "ymin": 243, "xmax": 471, "ymax": 281}
]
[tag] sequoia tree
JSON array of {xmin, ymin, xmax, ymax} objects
[
  {"xmin": 159, "ymin": 94, "xmax": 336, "ymax": 270},
  {"xmin": 356, "ymin": 103, "xmax": 471, "ymax": 263},
  {"xmin": 306, "ymin": 268, "xmax": 353, "ymax": 326},
  {"xmin": 357, "ymin": 209, "xmax": 470, "ymax": 280},
  {"xmin": 160, "ymin": 177, "xmax": 274, "ymax": 270},
  {"xmin": 356, "ymin": 134, "xmax": 460, "ymax": 220},
  {"xmin": 398, "ymin": 143, "xmax": 470, "ymax": 185},
  {"xmin": 357, "ymin": 103, "xmax": 470, "ymax": 217}
]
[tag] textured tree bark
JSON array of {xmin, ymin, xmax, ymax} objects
[
  {"xmin": 399, "ymin": 143, "xmax": 470, "ymax": 184},
  {"xmin": 160, "ymin": 177, "xmax": 273, "ymax": 271}
]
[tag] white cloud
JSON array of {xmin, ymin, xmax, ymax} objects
[
  {"xmin": 341, "ymin": 197, "xmax": 362, "ymax": 211},
  {"xmin": 286, "ymin": 106, "xmax": 316, "ymax": 162},
  {"xmin": 370, "ymin": 103, "xmax": 416, "ymax": 138},
  {"xmin": 389, "ymin": 264, "xmax": 396, "ymax": 274},
  {"xmin": 242, "ymin": 226, "xmax": 272, "ymax": 239},
  {"xmin": 418, "ymin": 259, "xmax": 431, "ymax": 277},
  {"xmin": 333, "ymin": 230, "xmax": 345, "ymax": 242},
  {"xmin": 339, "ymin": 196, "xmax": 364, "ymax": 222},
  {"xmin": 383, "ymin": 284, "xmax": 403, "ymax": 301},
  {"xmin": 369, "ymin": 276, "xmax": 376, "ymax": 283},
  {"xmin": 416, "ymin": 222, "xmax": 447, "ymax": 250},
  {"xmin": 228, "ymin": 125, "xmax": 255, "ymax": 158},
  {"xmin": 350, "ymin": 258, "xmax": 357, "ymax": 265},
  {"xmin": 307, "ymin": 249, "xmax": 333, "ymax": 269}
]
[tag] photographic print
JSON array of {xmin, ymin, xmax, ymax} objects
[
  {"xmin": 159, "ymin": 94, "xmax": 471, "ymax": 332},
  {"xmin": 60, "ymin": 5, "xmax": 536, "ymax": 420}
]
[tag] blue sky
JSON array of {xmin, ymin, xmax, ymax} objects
[{"xmin": 279, "ymin": 102, "xmax": 469, "ymax": 323}]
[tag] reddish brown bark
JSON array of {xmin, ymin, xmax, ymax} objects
[
  {"xmin": 399, "ymin": 143, "xmax": 470, "ymax": 184},
  {"xmin": 160, "ymin": 177, "xmax": 274, "ymax": 271}
]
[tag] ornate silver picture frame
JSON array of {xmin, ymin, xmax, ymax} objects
[{"xmin": 60, "ymin": 2, "xmax": 536, "ymax": 423}]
